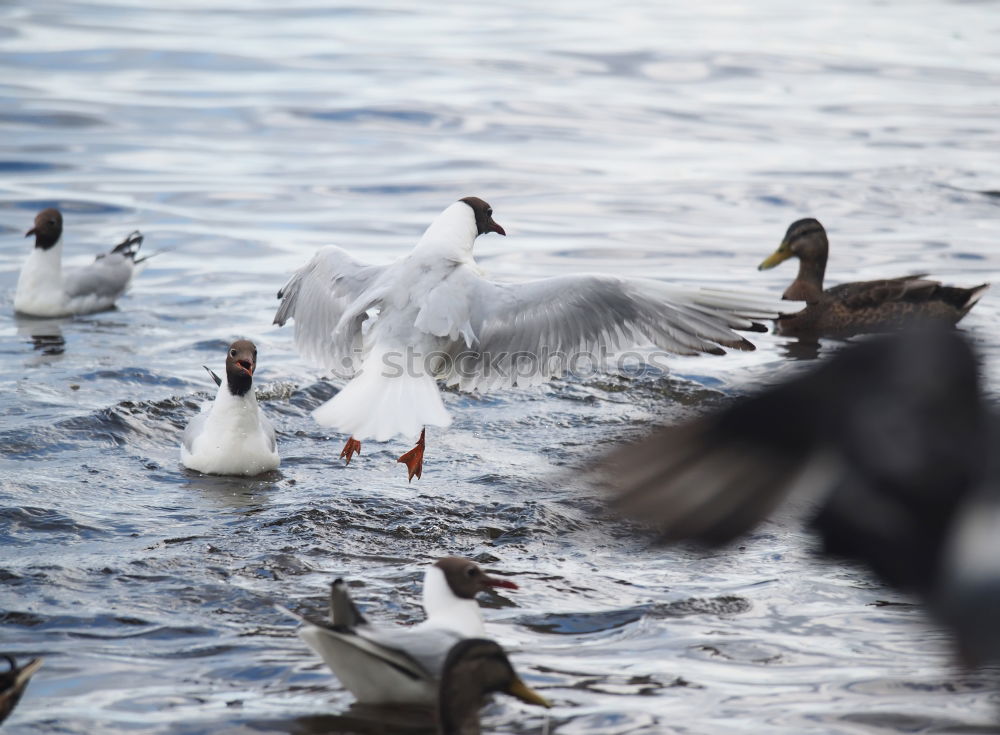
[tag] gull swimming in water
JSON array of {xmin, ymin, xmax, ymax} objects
[
  {"xmin": 274, "ymin": 196, "xmax": 796, "ymax": 480},
  {"xmin": 282, "ymin": 557, "xmax": 519, "ymax": 706},
  {"xmin": 181, "ymin": 339, "xmax": 279, "ymax": 476},
  {"xmin": 14, "ymin": 208, "xmax": 146, "ymax": 317}
]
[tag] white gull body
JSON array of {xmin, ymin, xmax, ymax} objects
[
  {"xmin": 15, "ymin": 227, "xmax": 143, "ymax": 318},
  {"xmin": 274, "ymin": 199, "xmax": 796, "ymax": 443},
  {"xmin": 180, "ymin": 375, "xmax": 279, "ymax": 477}
]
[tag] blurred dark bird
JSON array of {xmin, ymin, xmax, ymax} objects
[
  {"xmin": 0, "ymin": 655, "xmax": 42, "ymax": 725},
  {"xmin": 438, "ymin": 638, "xmax": 550, "ymax": 735},
  {"xmin": 759, "ymin": 219, "xmax": 988, "ymax": 339},
  {"xmin": 589, "ymin": 328, "xmax": 1000, "ymax": 664}
]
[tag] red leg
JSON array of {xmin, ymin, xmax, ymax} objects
[
  {"xmin": 397, "ymin": 428, "xmax": 426, "ymax": 483},
  {"xmin": 340, "ymin": 436, "xmax": 362, "ymax": 465}
]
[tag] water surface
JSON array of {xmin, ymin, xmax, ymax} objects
[{"xmin": 2, "ymin": 1, "xmax": 1000, "ymax": 733}]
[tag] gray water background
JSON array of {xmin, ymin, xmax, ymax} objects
[{"xmin": 1, "ymin": 1, "xmax": 1000, "ymax": 732}]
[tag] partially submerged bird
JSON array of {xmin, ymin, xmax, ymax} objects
[
  {"xmin": 759, "ymin": 218, "xmax": 988, "ymax": 339},
  {"xmin": 180, "ymin": 339, "xmax": 279, "ymax": 476},
  {"xmin": 14, "ymin": 208, "xmax": 147, "ymax": 317},
  {"xmin": 275, "ymin": 196, "xmax": 795, "ymax": 480},
  {"xmin": 0, "ymin": 655, "xmax": 42, "ymax": 725},
  {"xmin": 283, "ymin": 557, "xmax": 519, "ymax": 705},
  {"xmin": 589, "ymin": 328, "xmax": 1000, "ymax": 664},
  {"xmin": 438, "ymin": 638, "xmax": 550, "ymax": 735}
]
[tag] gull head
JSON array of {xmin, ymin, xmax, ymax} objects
[
  {"xmin": 225, "ymin": 339, "xmax": 257, "ymax": 396},
  {"xmin": 459, "ymin": 196, "xmax": 506, "ymax": 237},
  {"xmin": 434, "ymin": 556, "xmax": 518, "ymax": 601},
  {"xmin": 26, "ymin": 208, "xmax": 63, "ymax": 251}
]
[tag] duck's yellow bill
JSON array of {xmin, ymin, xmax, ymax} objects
[
  {"xmin": 758, "ymin": 241, "xmax": 792, "ymax": 270},
  {"xmin": 507, "ymin": 676, "xmax": 552, "ymax": 708}
]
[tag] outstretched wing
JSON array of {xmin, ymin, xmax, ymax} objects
[
  {"xmin": 420, "ymin": 267, "xmax": 797, "ymax": 392},
  {"xmin": 273, "ymin": 246, "xmax": 386, "ymax": 373}
]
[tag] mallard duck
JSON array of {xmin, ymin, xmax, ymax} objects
[
  {"xmin": 282, "ymin": 558, "xmax": 519, "ymax": 706},
  {"xmin": 438, "ymin": 638, "xmax": 550, "ymax": 735},
  {"xmin": 0, "ymin": 655, "xmax": 42, "ymax": 725},
  {"xmin": 588, "ymin": 328, "xmax": 1000, "ymax": 665},
  {"xmin": 758, "ymin": 218, "xmax": 988, "ymax": 339}
]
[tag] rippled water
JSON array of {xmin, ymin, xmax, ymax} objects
[{"xmin": 2, "ymin": 1, "xmax": 1000, "ymax": 733}]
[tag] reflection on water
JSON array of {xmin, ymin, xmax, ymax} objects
[
  {"xmin": 15, "ymin": 315, "xmax": 66, "ymax": 356},
  {"xmin": 1, "ymin": 0, "xmax": 999, "ymax": 733}
]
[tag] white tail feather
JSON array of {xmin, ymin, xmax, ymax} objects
[{"xmin": 313, "ymin": 348, "xmax": 451, "ymax": 441}]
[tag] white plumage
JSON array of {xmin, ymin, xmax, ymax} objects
[
  {"xmin": 180, "ymin": 341, "xmax": 279, "ymax": 476},
  {"xmin": 285, "ymin": 558, "xmax": 516, "ymax": 706},
  {"xmin": 14, "ymin": 209, "xmax": 144, "ymax": 318},
  {"xmin": 274, "ymin": 198, "xmax": 796, "ymax": 443}
]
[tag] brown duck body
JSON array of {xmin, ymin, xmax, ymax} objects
[{"xmin": 761, "ymin": 219, "xmax": 988, "ymax": 340}]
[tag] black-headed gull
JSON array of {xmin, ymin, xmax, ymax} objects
[
  {"xmin": 438, "ymin": 638, "xmax": 550, "ymax": 735},
  {"xmin": 274, "ymin": 196, "xmax": 795, "ymax": 480},
  {"xmin": 181, "ymin": 339, "xmax": 279, "ymax": 476},
  {"xmin": 588, "ymin": 328, "xmax": 1000, "ymax": 664},
  {"xmin": 0, "ymin": 655, "xmax": 42, "ymax": 725},
  {"xmin": 283, "ymin": 557, "xmax": 518, "ymax": 705},
  {"xmin": 15, "ymin": 208, "xmax": 146, "ymax": 317}
]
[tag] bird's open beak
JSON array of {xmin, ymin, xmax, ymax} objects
[
  {"xmin": 489, "ymin": 220, "xmax": 506, "ymax": 236},
  {"xmin": 25, "ymin": 227, "xmax": 36, "ymax": 237},
  {"xmin": 484, "ymin": 575, "xmax": 518, "ymax": 590},
  {"xmin": 506, "ymin": 676, "xmax": 551, "ymax": 708},
  {"xmin": 758, "ymin": 240, "xmax": 792, "ymax": 270},
  {"xmin": 237, "ymin": 359, "xmax": 254, "ymax": 375}
]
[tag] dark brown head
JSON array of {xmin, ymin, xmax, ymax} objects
[
  {"xmin": 438, "ymin": 639, "xmax": 550, "ymax": 735},
  {"xmin": 459, "ymin": 197, "xmax": 505, "ymax": 237},
  {"xmin": 759, "ymin": 218, "xmax": 829, "ymax": 271},
  {"xmin": 434, "ymin": 557, "xmax": 518, "ymax": 600},
  {"xmin": 225, "ymin": 339, "xmax": 257, "ymax": 397},
  {"xmin": 26, "ymin": 208, "xmax": 63, "ymax": 251}
]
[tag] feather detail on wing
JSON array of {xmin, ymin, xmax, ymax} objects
[
  {"xmin": 418, "ymin": 268, "xmax": 798, "ymax": 392},
  {"xmin": 273, "ymin": 246, "xmax": 387, "ymax": 373},
  {"xmin": 591, "ymin": 385, "xmax": 824, "ymax": 546}
]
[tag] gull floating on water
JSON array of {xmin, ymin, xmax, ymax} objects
[
  {"xmin": 282, "ymin": 557, "xmax": 519, "ymax": 705},
  {"xmin": 181, "ymin": 339, "xmax": 279, "ymax": 476},
  {"xmin": 274, "ymin": 196, "xmax": 796, "ymax": 480},
  {"xmin": 15, "ymin": 208, "xmax": 147, "ymax": 317},
  {"xmin": 0, "ymin": 655, "xmax": 42, "ymax": 725},
  {"xmin": 589, "ymin": 328, "xmax": 1000, "ymax": 665}
]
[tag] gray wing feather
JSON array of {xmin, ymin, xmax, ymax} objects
[
  {"xmin": 63, "ymin": 255, "xmax": 135, "ymax": 300},
  {"xmin": 273, "ymin": 246, "xmax": 386, "ymax": 372},
  {"xmin": 432, "ymin": 269, "xmax": 793, "ymax": 392}
]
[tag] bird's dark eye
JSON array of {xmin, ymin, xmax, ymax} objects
[
  {"xmin": 48, "ymin": 219, "xmax": 56, "ymax": 226},
  {"xmin": 466, "ymin": 566, "xmax": 478, "ymax": 577},
  {"xmin": 486, "ymin": 208, "xmax": 493, "ymax": 217},
  {"xmin": 230, "ymin": 349, "xmax": 237, "ymax": 358}
]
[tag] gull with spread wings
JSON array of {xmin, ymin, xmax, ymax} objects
[{"xmin": 274, "ymin": 196, "xmax": 796, "ymax": 480}]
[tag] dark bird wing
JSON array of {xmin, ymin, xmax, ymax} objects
[
  {"xmin": 0, "ymin": 656, "xmax": 42, "ymax": 725},
  {"xmin": 593, "ymin": 328, "xmax": 986, "ymax": 593}
]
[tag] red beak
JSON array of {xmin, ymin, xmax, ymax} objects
[
  {"xmin": 489, "ymin": 221, "xmax": 506, "ymax": 236},
  {"xmin": 237, "ymin": 360, "xmax": 254, "ymax": 375},
  {"xmin": 485, "ymin": 576, "xmax": 518, "ymax": 590}
]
